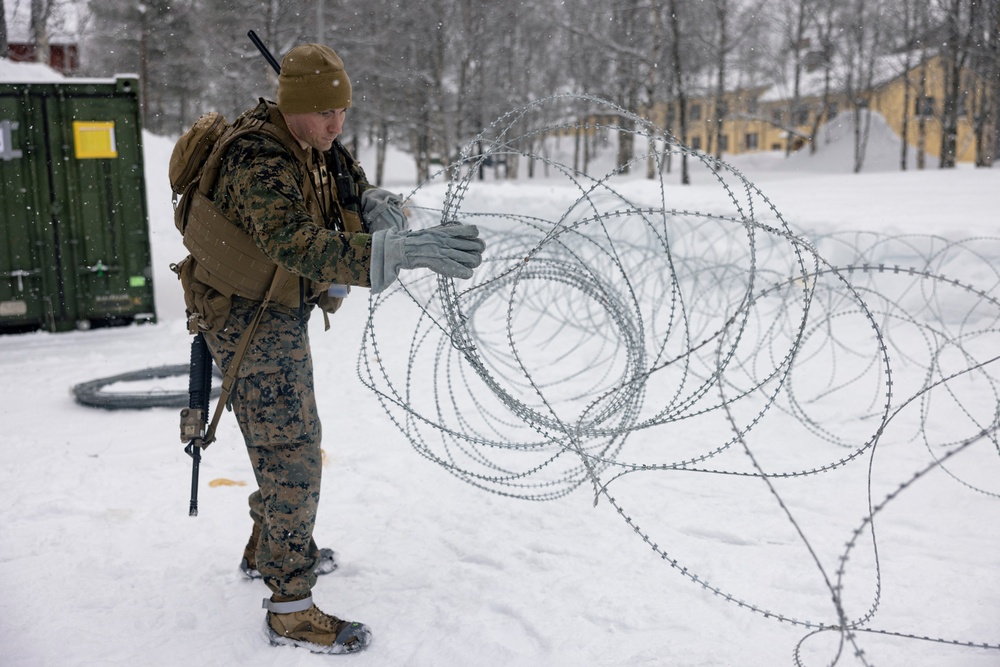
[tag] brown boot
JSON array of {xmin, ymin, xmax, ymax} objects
[{"xmin": 263, "ymin": 595, "xmax": 371, "ymax": 654}]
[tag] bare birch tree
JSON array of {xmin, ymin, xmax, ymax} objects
[
  {"xmin": 968, "ymin": 0, "xmax": 998, "ymax": 166},
  {"xmin": 937, "ymin": 0, "xmax": 978, "ymax": 167},
  {"xmin": 841, "ymin": 0, "xmax": 885, "ymax": 172},
  {"xmin": 668, "ymin": 0, "xmax": 692, "ymax": 184},
  {"xmin": 806, "ymin": 1, "xmax": 839, "ymax": 155},
  {"xmin": 782, "ymin": 0, "xmax": 815, "ymax": 156}
]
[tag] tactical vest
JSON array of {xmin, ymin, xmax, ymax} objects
[{"xmin": 174, "ymin": 99, "xmax": 365, "ymax": 326}]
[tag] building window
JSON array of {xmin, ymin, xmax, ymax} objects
[
  {"xmin": 915, "ymin": 96, "xmax": 935, "ymax": 117},
  {"xmin": 745, "ymin": 133, "xmax": 759, "ymax": 150},
  {"xmin": 794, "ymin": 105, "xmax": 810, "ymax": 126},
  {"xmin": 690, "ymin": 136, "xmax": 702, "ymax": 151},
  {"xmin": 690, "ymin": 103, "xmax": 702, "ymax": 121},
  {"xmin": 804, "ymin": 50, "xmax": 826, "ymax": 71},
  {"xmin": 771, "ymin": 109, "xmax": 784, "ymax": 125}
]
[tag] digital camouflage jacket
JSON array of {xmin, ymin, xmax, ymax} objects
[{"xmin": 210, "ymin": 100, "xmax": 374, "ymax": 301}]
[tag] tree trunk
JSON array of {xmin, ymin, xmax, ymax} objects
[
  {"xmin": 938, "ymin": 0, "xmax": 975, "ymax": 168},
  {"xmin": 30, "ymin": 0, "xmax": 51, "ymax": 65},
  {"xmin": 808, "ymin": 5, "xmax": 836, "ymax": 156},
  {"xmin": 415, "ymin": 107, "xmax": 431, "ymax": 183},
  {"xmin": 939, "ymin": 51, "xmax": 962, "ymax": 168},
  {"xmin": 852, "ymin": 96, "xmax": 864, "ymax": 172},
  {"xmin": 917, "ymin": 58, "xmax": 928, "ymax": 169},
  {"xmin": 846, "ymin": 0, "xmax": 882, "ymax": 173},
  {"xmin": 375, "ymin": 121, "xmax": 388, "ymax": 187},
  {"xmin": 808, "ymin": 61, "xmax": 832, "ymax": 155},
  {"xmin": 573, "ymin": 126, "xmax": 581, "ymax": 176},
  {"xmin": 668, "ymin": 0, "xmax": 690, "ymax": 185},
  {"xmin": 646, "ymin": 3, "xmax": 667, "ymax": 180},
  {"xmin": 974, "ymin": 0, "xmax": 999, "ymax": 167},
  {"xmin": 617, "ymin": 118, "xmax": 635, "ymax": 173},
  {"xmin": 647, "ymin": 3, "xmax": 664, "ymax": 180},
  {"xmin": 1, "ymin": 0, "xmax": 8, "ymax": 58},
  {"xmin": 994, "ymin": 0, "xmax": 1000, "ymax": 164},
  {"xmin": 712, "ymin": 0, "xmax": 729, "ymax": 163},
  {"xmin": 786, "ymin": 0, "xmax": 808, "ymax": 157},
  {"xmin": 899, "ymin": 2, "xmax": 914, "ymax": 170},
  {"xmin": 900, "ymin": 62, "xmax": 911, "ymax": 170}
]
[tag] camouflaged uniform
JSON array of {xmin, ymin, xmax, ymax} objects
[{"xmin": 200, "ymin": 99, "xmax": 372, "ymax": 599}]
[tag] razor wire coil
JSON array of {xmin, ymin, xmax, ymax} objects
[{"xmin": 360, "ymin": 95, "xmax": 1000, "ymax": 663}]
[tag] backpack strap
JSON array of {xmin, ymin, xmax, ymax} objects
[
  {"xmin": 197, "ymin": 100, "xmax": 305, "ymax": 198},
  {"xmin": 197, "ymin": 122, "xmax": 266, "ymax": 196}
]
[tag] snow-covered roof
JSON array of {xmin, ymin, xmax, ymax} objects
[
  {"xmin": 0, "ymin": 58, "xmax": 67, "ymax": 83},
  {"xmin": 756, "ymin": 50, "xmax": 928, "ymax": 104},
  {"xmin": 0, "ymin": 58, "xmax": 140, "ymax": 84}
]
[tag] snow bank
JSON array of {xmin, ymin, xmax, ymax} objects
[{"xmin": 0, "ymin": 58, "xmax": 66, "ymax": 82}]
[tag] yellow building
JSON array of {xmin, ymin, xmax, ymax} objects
[
  {"xmin": 671, "ymin": 54, "xmax": 991, "ymax": 165},
  {"xmin": 868, "ymin": 54, "xmax": 985, "ymax": 164}
]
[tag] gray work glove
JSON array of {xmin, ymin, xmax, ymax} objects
[
  {"xmin": 370, "ymin": 224, "xmax": 486, "ymax": 293},
  {"xmin": 361, "ymin": 187, "xmax": 408, "ymax": 233}
]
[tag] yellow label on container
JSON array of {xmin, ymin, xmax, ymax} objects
[{"xmin": 73, "ymin": 121, "xmax": 118, "ymax": 159}]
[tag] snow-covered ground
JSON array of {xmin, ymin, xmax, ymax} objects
[{"xmin": 1, "ymin": 102, "xmax": 998, "ymax": 667}]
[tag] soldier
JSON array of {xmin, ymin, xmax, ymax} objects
[{"xmin": 179, "ymin": 43, "xmax": 485, "ymax": 654}]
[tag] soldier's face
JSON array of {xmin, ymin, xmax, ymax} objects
[{"xmin": 286, "ymin": 108, "xmax": 347, "ymax": 152}]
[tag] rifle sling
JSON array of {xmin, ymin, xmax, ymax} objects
[{"xmin": 202, "ymin": 265, "xmax": 287, "ymax": 447}]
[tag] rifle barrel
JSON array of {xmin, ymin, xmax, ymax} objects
[{"xmin": 248, "ymin": 30, "xmax": 281, "ymax": 74}]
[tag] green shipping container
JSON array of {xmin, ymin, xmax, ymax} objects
[{"xmin": 0, "ymin": 71, "xmax": 156, "ymax": 333}]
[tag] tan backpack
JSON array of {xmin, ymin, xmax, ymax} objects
[
  {"xmin": 169, "ymin": 111, "xmax": 229, "ymax": 199},
  {"xmin": 168, "ymin": 111, "xmax": 278, "ymax": 236}
]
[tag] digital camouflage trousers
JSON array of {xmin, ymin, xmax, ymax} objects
[{"xmin": 203, "ymin": 296, "xmax": 323, "ymax": 599}]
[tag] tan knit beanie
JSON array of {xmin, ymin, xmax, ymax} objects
[{"xmin": 277, "ymin": 43, "xmax": 352, "ymax": 113}]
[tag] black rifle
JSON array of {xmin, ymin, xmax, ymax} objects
[
  {"xmin": 248, "ymin": 30, "xmax": 281, "ymax": 75},
  {"xmin": 180, "ymin": 332, "xmax": 213, "ymax": 517}
]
